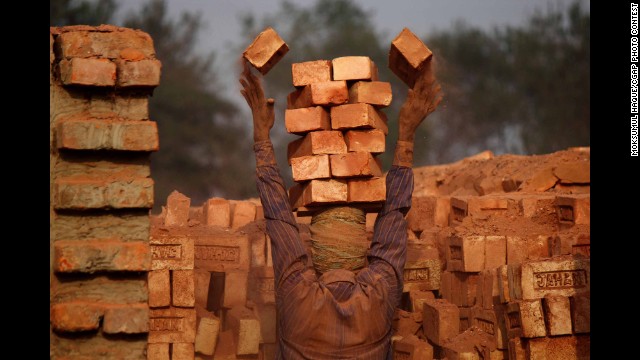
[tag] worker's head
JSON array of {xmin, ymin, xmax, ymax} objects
[{"xmin": 308, "ymin": 206, "xmax": 369, "ymax": 275}]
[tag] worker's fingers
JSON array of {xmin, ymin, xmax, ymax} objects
[
  {"xmin": 240, "ymin": 89, "xmax": 250, "ymax": 104},
  {"xmin": 267, "ymin": 98, "xmax": 275, "ymax": 105}
]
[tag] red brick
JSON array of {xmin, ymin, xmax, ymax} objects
[
  {"xmin": 243, "ymin": 27, "xmax": 289, "ymax": 75},
  {"xmin": 484, "ymin": 236, "xmax": 506, "ymax": 269},
  {"xmin": 55, "ymin": 28, "xmax": 155, "ymax": 59},
  {"xmin": 461, "ymin": 273, "xmax": 480, "ymax": 307},
  {"xmin": 556, "ymin": 194, "xmax": 590, "ymax": 226},
  {"xmin": 194, "ymin": 232, "xmax": 250, "ymax": 272},
  {"xmin": 102, "ymin": 303, "xmax": 149, "ymax": 334},
  {"xmin": 289, "ymin": 179, "xmax": 348, "ymax": 208},
  {"xmin": 422, "ymin": 299, "xmax": 459, "ymax": 346},
  {"xmin": 227, "ymin": 306, "xmax": 261, "ymax": 355},
  {"xmin": 506, "ymin": 236, "xmax": 525, "ymax": 265},
  {"xmin": 173, "ymin": 343, "xmax": 195, "ymax": 360},
  {"xmin": 542, "ymin": 295, "xmax": 571, "ymax": 335},
  {"xmin": 231, "ymin": 201, "xmax": 257, "ymax": 229},
  {"xmin": 147, "ymin": 343, "xmax": 170, "ymax": 360},
  {"xmin": 195, "ymin": 312, "xmax": 221, "ymax": 355},
  {"xmin": 248, "ymin": 230, "xmax": 267, "ymax": 268},
  {"xmin": 330, "ymin": 152, "xmax": 382, "ymax": 177},
  {"xmin": 458, "ymin": 306, "xmax": 472, "ymax": 332},
  {"xmin": 53, "ymin": 239, "xmax": 149, "ymax": 273},
  {"xmin": 252, "ymin": 302, "xmax": 277, "ymax": 343},
  {"xmin": 287, "ymin": 131, "xmax": 347, "ymax": 163},
  {"xmin": 405, "ymin": 196, "xmax": 437, "ymax": 233},
  {"xmin": 447, "ymin": 235, "xmax": 484, "ymax": 272},
  {"xmin": 50, "ymin": 301, "xmax": 103, "ymax": 332},
  {"xmin": 348, "ymin": 81, "xmax": 393, "ymax": 107},
  {"xmin": 515, "ymin": 255, "xmax": 590, "ymax": 300},
  {"xmin": 291, "ymin": 155, "xmax": 331, "ymax": 181},
  {"xmin": 392, "ymin": 334, "xmax": 433, "ymax": 360},
  {"xmin": 291, "ymin": 60, "xmax": 332, "ymax": 86},
  {"xmin": 59, "ymin": 57, "xmax": 116, "ymax": 86},
  {"xmin": 150, "ymin": 236, "xmax": 195, "ymax": 270},
  {"xmin": 149, "ymin": 307, "xmax": 196, "ymax": 343},
  {"xmin": 53, "ymin": 177, "xmax": 154, "ymax": 210},
  {"xmin": 553, "ymin": 161, "xmax": 590, "ymax": 184},
  {"xmin": 173, "ymin": 269, "xmax": 196, "ymax": 307},
  {"xmin": 213, "ymin": 329, "xmax": 237, "ymax": 359},
  {"xmin": 347, "ymin": 177, "xmax": 386, "ymax": 202},
  {"xmin": 507, "ymin": 337, "xmax": 526, "ymax": 360},
  {"xmin": 388, "ymin": 28, "xmax": 432, "ymax": 87},
  {"xmin": 284, "ymin": 106, "xmax": 330, "ymax": 134},
  {"xmin": 149, "ymin": 269, "xmax": 171, "ymax": 308},
  {"xmin": 165, "ymin": 190, "xmax": 191, "ymax": 227},
  {"xmin": 409, "ymin": 289, "xmax": 435, "ymax": 312},
  {"xmin": 570, "ymin": 295, "xmax": 590, "ymax": 333},
  {"xmin": 505, "ymin": 300, "xmax": 546, "ymax": 338},
  {"xmin": 116, "ymin": 59, "xmax": 161, "ymax": 87},
  {"xmin": 56, "ymin": 118, "xmax": 159, "ymax": 151},
  {"xmin": 287, "ymin": 81, "xmax": 349, "ymax": 108},
  {"xmin": 571, "ymin": 233, "xmax": 590, "ymax": 257},
  {"xmin": 521, "ymin": 166, "xmax": 559, "ymax": 191},
  {"xmin": 404, "ymin": 242, "xmax": 441, "ymax": 292},
  {"xmin": 203, "ymin": 197, "xmax": 231, "ymax": 228},
  {"xmin": 330, "ymin": 103, "xmax": 388, "ymax": 134},
  {"xmin": 526, "ymin": 335, "xmax": 591, "ymax": 359},
  {"xmin": 195, "ymin": 268, "xmax": 212, "ymax": 308},
  {"xmin": 249, "ymin": 266, "xmax": 276, "ymax": 305},
  {"xmin": 440, "ymin": 270, "xmax": 452, "ymax": 301},
  {"xmin": 526, "ymin": 234, "xmax": 552, "ymax": 260},
  {"xmin": 332, "ymin": 56, "xmax": 378, "ymax": 81},
  {"xmin": 449, "ymin": 197, "xmax": 468, "ymax": 224},
  {"xmin": 223, "ymin": 270, "xmax": 249, "ymax": 308},
  {"xmin": 344, "ymin": 129, "xmax": 385, "ymax": 153}
]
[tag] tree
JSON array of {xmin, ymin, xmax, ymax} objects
[{"xmin": 50, "ymin": 0, "xmax": 117, "ymax": 26}]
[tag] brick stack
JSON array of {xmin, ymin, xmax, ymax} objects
[{"xmin": 50, "ymin": 25, "xmax": 160, "ymax": 359}]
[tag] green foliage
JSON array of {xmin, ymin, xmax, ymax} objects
[{"xmin": 50, "ymin": 0, "xmax": 117, "ymax": 26}]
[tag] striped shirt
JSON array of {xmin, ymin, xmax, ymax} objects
[{"xmin": 254, "ymin": 140, "xmax": 413, "ymax": 360}]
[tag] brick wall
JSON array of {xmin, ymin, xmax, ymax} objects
[{"xmin": 50, "ymin": 25, "xmax": 160, "ymax": 359}]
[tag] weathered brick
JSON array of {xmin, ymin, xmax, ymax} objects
[
  {"xmin": 553, "ymin": 161, "xmax": 590, "ymax": 184},
  {"xmin": 252, "ymin": 302, "xmax": 277, "ymax": 343},
  {"xmin": 116, "ymin": 59, "xmax": 161, "ymax": 87},
  {"xmin": 570, "ymin": 295, "xmax": 590, "ymax": 333},
  {"xmin": 173, "ymin": 343, "xmax": 195, "ymax": 360},
  {"xmin": 526, "ymin": 234, "xmax": 552, "ymax": 261},
  {"xmin": 489, "ymin": 349, "xmax": 507, "ymax": 360},
  {"xmin": 392, "ymin": 334, "xmax": 434, "ymax": 360},
  {"xmin": 173, "ymin": 269, "xmax": 196, "ymax": 307},
  {"xmin": 332, "ymin": 56, "xmax": 378, "ymax": 81},
  {"xmin": 344, "ymin": 129, "xmax": 386, "ymax": 153},
  {"xmin": 440, "ymin": 270, "xmax": 452, "ymax": 302},
  {"xmin": 102, "ymin": 303, "xmax": 149, "ymax": 334},
  {"xmin": 472, "ymin": 307, "xmax": 503, "ymax": 347},
  {"xmin": 506, "ymin": 300, "xmax": 546, "ymax": 338},
  {"xmin": 484, "ymin": 235, "xmax": 506, "ymax": 269},
  {"xmin": 461, "ymin": 273, "xmax": 480, "ymax": 307},
  {"xmin": 514, "ymin": 255, "xmax": 590, "ymax": 300},
  {"xmin": 194, "ymin": 232, "xmax": 250, "ymax": 272},
  {"xmin": 227, "ymin": 306, "xmax": 261, "ymax": 356},
  {"xmin": 404, "ymin": 243, "xmax": 441, "ymax": 292},
  {"xmin": 497, "ymin": 266, "xmax": 510, "ymax": 304},
  {"xmin": 59, "ymin": 57, "xmax": 116, "ymax": 86},
  {"xmin": 149, "ymin": 269, "xmax": 171, "ymax": 308},
  {"xmin": 422, "ymin": 299, "xmax": 459, "ymax": 346},
  {"xmin": 556, "ymin": 194, "xmax": 590, "ymax": 225},
  {"xmin": 542, "ymin": 295, "xmax": 572, "ymax": 335},
  {"xmin": 447, "ymin": 235, "xmax": 484, "ymax": 272},
  {"xmin": 249, "ymin": 266, "xmax": 275, "ymax": 305},
  {"xmin": 405, "ymin": 196, "xmax": 437, "ymax": 233},
  {"xmin": 203, "ymin": 197, "xmax": 231, "ymax": 228},
  {"xmin": 147, "ymin": 343, "xmax": 170, "ymax": 360},
  {"xmin": 165, "ymin": 190, "xmax": 191, "ymax": 226},
  {"xmin": 284, "ymin": 106, "xmax": 331, "ymax": 134},
  {"xmin": 231, "ymin": 201, "xmax": 257, "ymax": 229},
  {"xmin": 223, "ymin": 270, "xmax": 249, "ymax": 308},
  {"xmin": 571, "ymin": 233, "xmax": 590, "ymax": 257},
  {"xmin": 507, "ymin": 264, "xmax": 522, "ymax": 300},
  {"xmin": 287, "ymin": 131, "xmax": 347, "ymax": 163},
  {"xmin": 50, "ymin": 301, "xmax": 103, "ymax": 332},
  {"xmin": 213, "ymin": 329, "xmax": 237, "ymax": 360},
  {"xmin": 52, "ymin": 210, "xmax": 150, "ymax": 242},
  {"xmin": 248, "ymin": 229, "xmax": 267, "ymax": 268},
  {"xmin": 409, "ymin": 289, "xmax": 435, "ymax": 312},
  {"xmin": 526, "ymin": 335, "xmax": 591, "ymax": 359},
  {"xmin": 53, "ymin": 239, "xmax": 149, "ymax": 273},
  {"xmin": 51, "ymin": 274, "xmax": 148, "ymax": 304},
  {"xmin": 347, "ymin": 177, "xmax": 386, "ymax": 203},
  {"xmin": 518, "ymin": 194, "xmax": 556, "ymax": 219},
  {"xmin": 506, "ymin": 236, "xmax": 525, "ymax": 265},
  {"xmin": 150, "ymin": 236, "xmax": 195, "ymax": 270},
  {"xmin": 389, "ymin": 27, "xmax": 433, "ymax": 88},
  {"xmin": 291, "ymin": 155, "xmax": 331, "ymax": 181},
  {"xmin": 507, "ymin": 337, "xmax": 526, "ymax": 360},
  {"xmin": 289, "ymin": 178, "xmax": 348, "ymax": 208},
  {"xmin": 291, "ymin": 60, "xmax": 332, "ymax": 87},
  {"xmin": 330, "ymin": 103, "xmax": 388, "ymax": 134},
  {"xmin": 330, "ymin": 152, "xmax": 382, "ymax": 177},
  {"xmin": 148, "ymin": 307, "xmax": 196, "ymax": 343},
  {"xmin": 194, "ymin": 268, "xmax": 212, "ymax": 308},
  {"xmin": 53, "ymin": 177, "xmax": 153, "ymax": 210},
  {"xmin": 243, "ymin": 27, "xmax": 289, "ymax": 75},
  {"xmin": 55, "ymin": 28, "xmax": 155, "ymax": 59},
  {"xmin": 449, "ymin": 196, "xmax": 468, "ymax": 224},
  {"xmin": 458, "ymin": 306, "xmax": 472, "ymax": 332},
  {"xmin": 348, "ymin": 81, "xmax": 392, "ymax": 107},
  {"xmin": 195, "ymin": 313, "xmax": 221, "ymax": 356},
  {"xmin": 287, "ymin": 80, "xmax": 349, "ymax": 108},
  {"xmin": 56, "ymin": 118, "xmax": 159, "ymax": 151}
]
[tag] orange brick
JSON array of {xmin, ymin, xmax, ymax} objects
[
  {"xmin": 172, "ymin": 269, "xmax": 195, "ymax": 307},
  {"xmin": 194, "ymin": 232, "xmax": 250, "ymax": 272},
  {"xmin": 194, "ymin": 268, "xmax": 211, "ymax": 308},
  {"xmin": 291, "ymin": 60, "xmax": 332, "ymax": 86},
  {"xmin": 149, "ymin": 307, "xmax": 196, "ymax": 343},
  {"xmin": 243, "ymin": 27, "xmax": 289, "ymax": 75},
  {"xmin": 344, "ymin": 129, "xmax": 386, "ymax": 153},
  {"xmin": 55, "ymin": 28, "xmax": 155, "ymax": 59},
  {"xmin": 150, "ymin": 236, "xmax": 195, "ymax": 270},
  {"xmin": 405, "ymin": 196, "xmax": 437, "ymax": 233},
  {"xmin": 403, "ymin": 243, "xmax": 441, "ymax": 292},
  {"xmin": 56, "ymin": 118, "xmax": 159, "ymax": 151},
  {"xmin": 332, "ymin": 56, "xmax": 378, "ymax": 81},
  {"xmin": 195, "ymin": 311, "xmax": 221, "ymax": 356},
  {"xmin": 347, "ymin": 177, "xmax": 386, "ymax": 203},
  {"xmin": 203, "ymin": 197, "xmax": 231, "ymax": 228},
  {"xmin": 287, "ymin": 130, "xmax": 347, "ymax": 163},
  {"xmin": 348, "ymin": 81, "xmax": 392, "ymax": 107},
  {"xmin": 172, "ymin": 343, "xmax": 195, "ymax": 360},
  {"xmin": 165, "ymin": 190, "xmax": 191, "ymax": 227},
  {"xmin": 330, "ymin": 152, "xmax": 382, "ymax": 177},
  {"xmin": 116, "ymin": 59, "xmax": 161, "ymax": 87},
  {"xmin": 223, "ymin": 271, "xmax": 249, "ymax": 308},
  {"xmin": 289, "ymin": 179, "xmax": 348, "ymax": 208},
  {"xmin": 231, "ymin": 201, "xmax": 257, "ymax": 229},
  {"xmin": 392, "ymin": 334, "xmax": 434, "ymax": 360},
  {"xmin": 570, "ymin": 295, "xmax": 590, "ymax": 333},
  {"xmin": 330, "ymin": 103, "xmax": 388, "ymax": 134},
  {"xmin": 447, "ymin": 235, "xmax": 484, "ymax": 272},
  {"xmin": 485, "ymin": 235, "xmax": 507, "ymax": 269},
  {"xmin": 102, "ymin": 303, "xmax": 149, "ymax": 334},
  {"xmin": 147, "ymin": 343, "xmax": 169, "ymax": 360},
  {"xmin": 53, "ymin": 177, "xmax": 154, "ymax": 210},
  {"xmin": 227, "ymin": 306, "xmax": 261, "ymax": 356},
  {"xmin": 287, "ymin": 80, "xmax": 349, "ymax": 108},
  {"xmin": 526, "ymin": 335, "xmax": 590, "ymax": 360},
  {"xmin": 505, "ymin": 300, "xmax": 546, "ymax": 338},
  {"xmin": 422, "ymin": 299, "xmax": 459, "ymax": 346},
  {"xmin": 53, "ymin": 239, "xmax": 150, "ymax": 273},
  {"xmin": 389, "ymin": 27, "xmax": 433, "ymax": 87},
  {"xmin": 249, "ymin": 266, "xmax": 276, "ymax": 305},
  {"xmin": 291, "ymin": 154, "xmax": 331, "ymax": 181},
  {"xmin": 149, "ymin": 269, "xmax": 171, "ymax": 308},
  {"xmin": 50, "ymin": 301, "xmax": 103, "ymax": 332},
  {"xmin": 556, "ymin": 194, "xmax": 590, "ymax": 226},
  {"xmin": 59, "ymin": 57, "xmax": 116, "ymax": 86},
  {"xmin": 542, "ymin": 295, "xmax": 572, "ymax": 335},
  {"xmin": 284, "ymin": 106, "xmax": 330, "ymax": 134}
]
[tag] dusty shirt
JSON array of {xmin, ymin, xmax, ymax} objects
[{"xmin": 254, "ymin": 140, "xmax": 413, "ymax": 360}]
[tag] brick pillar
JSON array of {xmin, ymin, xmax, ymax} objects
[{"xmin": 50, "ymin": 25, "xmax": 160, "ymax": 359}]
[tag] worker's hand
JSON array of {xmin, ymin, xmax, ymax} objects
[
  {"xmin": 240, "ymin": 59, "xmax": 275, "ymax": 142},
  {"xmin": 398, "ymin": 60, "xmax": 442, "ymax": 142}
]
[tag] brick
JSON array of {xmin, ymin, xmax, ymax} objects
[
  {"xmin": 252, "ymin": 302, "xmax": 277, "ymax": 343},
  {"xmin": 440, "ymin": 270, "xmax": 452, "ymax": 302},
  {"xmin": 521, "ymin": 167, "xmax": 558, "ymax": 192},
  {"xmin": 203, "ymin": 197, "xmax": 231, "ymax": 227},
  {"xmin": 435, "ymin": 197, "xmax": 451, "ymax": 227},
  {"xmin": 243, "ymin": 27, "xmax": 289, "ymax": 75},
  {"xmin": 507, "ymin": 337, "xmax": 526, "ymax": 360},
  {"xmin": 116, "ymin": 59, "xmax": 161, "ymax": 87},
  {"xmin": 173, "ymin": 269, "xmax": 196, "ymax": 307},
  {"xmin": 571, "ymin": 233, "xmax": 590, "ymax": 257},
  {"xmin": 409, "ymin": 289, "xmax": 435, "ymax": 312},
  {"xmin": 506, "ymin": 300, "xmax": 546, "ymax": 338},
  {"xmin": 224, "ymin": 270, "xmax": 249, "ymax": 308},
  {"xmin": 344, "ymin": 129, "xmax": 385, "ymax": 153},
  {"xmin": 515, "ymin": 256, "xmax": 590, "ymax": 300},
  {"xmin": 52, "ymin": 211, "xmax": 149, "ymax": 242},
  {"xmin": 330, "ymin": 152, "xmax": 382, "ymax": 177},
  {"xmin": 404, "ymin": 244, "xmax": 441, "ymax": 292},
  {"xmin": 526, "ymin": 335, "xmax": 591, "ymax": 359},
  {"xmin": 556, "ymin": 194, "xmax": 590, "ymax": 225},
  {"xmin": 393, "ymin": 309, "xmax": 422, "ymax": 337},
  {"xmin": 467, "ymin": 196, "xmax": 509, "ymax": 216},
  {"xmin": 348, "ymin": 81, "xmax": 393, "ymax": 107},
  {"xmin": 287, "ymin": 131, "xmax": 347, "ymax": 163},
  {"xmin": 484, "ymin": 236, "xmax": 506, "ymax": 269},
  {"xmin": 53, "ymin": 177, "xmax": 154, "ymax": 210},
  {"xmin": 284, "ymin": 106, "xmax": 330, "ymax": 134},
  {"xmin": 103, "ymin": 303, "xmax": 149, "ymax": 334},
  {"xmin": 389, "ymin": 28, "xmax": 433, "ymax": 87},
  {"xmin": 50, "ymin": 301, "xmax": 103, "ymax": 332},
  {"xmin": 213, "ymin": 329, "xmax": 237, "ymax": 359},
  {"xmin": 56, "ymin": 118, "xmax": 159, "ymax": 151},
  {"xmin": 291, "ymin": 60, "xmax": 332, "ymax": 86},
  {"xmin": 526, "ymin": 234, "xmax": 552, "ymax": 261},
  {"xmin": 549, "ymin": 233, "xmax": 572, "ymax": 257},
  {"xmin": 289, "ymin": 178, "xmax": 348, "ymax": 208},
  {"xmin": 472, "ymin": 307, "xmax": 502, "ymax": 347},
  {"xmin": 149, "ymin": 307, "xmax": 196, "ymax": 343},
  {"xmin": 553, "ymin": 161, "xmax": 590, "ymax": 184},
  {"xmin": 59, "ymin": 57, "xmax": 116, "ymax": 86},
  {"xmin": 330, "ymin": 103, "xmax": 389, "ymax": 134},
  {"xmin": 55, "ymin": 28, "xmax": 155, "ymax": 59},
  {"xmin": 492, "ymin": 305, "xmax": 509, "ymax": 349},
  {"xmin": 195, "ymin": 268, "xmax": 212, "ymax": 308},
  {"xmin": 248, "ymin": 229, "xmax": 267, "ymax": 268},
  {"xmin": 291, "ymin": 155, "xmax": 331, "ymax": 181},
  {"xmin": 149, "ymin": 269, "xmax": 171, "ymax": 308},
  {"xmin": 231, "ymin": 201, "xmax": 257, "ymax": 229},
  {"xmin": 542, "ymin": 295, "xmax": 571, "ymax": 335},
  {"xmin": 447, "ymin": 235, "xmax": 484, "ymax": 272},
  {"xmin": 147, "ymin": 343, "xmax": 170, "ymax": 360},
  {"xmin": 406, "ymin": 196, "xmax": 437, "ymax": 233},
  {"xmin": 150, "ymin": 236, "xmax": 195, "ymax": 270},
  {"xmin": 195, "ymin": 314, "xmax": 221, "ymax": 355},
  {"xmin": 458, "ymin": 306, "xmax": 472, "ymax": 332},
  {"xmin": 347, "ymin": 177, "xmax": 386, "ymax": 203},
  {"xmin": 422, "ymin": 299, "xmax": 459, "ymax": 346},
  {"xmin": 53, "ymin": 239, "xmax": 149, "ymax": 273},
  {"xmin": 518, "ymin": 194, "xmax": 556, "ymax": 218},
  {"xmin": 173, "ymin": 343, "xmax": 195, "ymax": 360},
  {"xmin": 227, "ymin": 306, "xmax": 261, "ymax": 356},
  {"xmin": 194, "ymin": 232, "xmax": 250, "ymax": 272},
  {"xmin": 51, "ymin": 275, "xmax": 147, "ymax": 305},
  {"xmin": 332, "ymin": 56, "xmax": 378, "ymax": 81},
  {"xmin": 250, "ymin": 266, "xmax": 276, "ymax": 305},
  {"xmin": 507, "ymin": 264, "xmax": 522, "ymax": 300},
  {"xmin": 489, "ymin": 350, "xmax": 506, "ymax": 360},
  {"xmin": 570, "ymin": 295, "xmax": 590, "ymax": 333},
  {"xmin": 392, "ymin": 334, "xmax": 434, "ymax": 360},
  {"xmin": 165, "ymin": 190, "xmax": 191, "ymax": 227},
  {"xmin": 506, "ymin": 236, "xmax": 525, "ymax": 265},
  {"xmin": 497, "ymin": 266, "xmax": 510, "ymax": 303},
  {"xmin": 287, "ymin": 81, "xmax": 349, "ymax": 108},
  {"xmin": 449, "ymin": 197, "xmax": 468, "ymax": 224},
  {"xmin": 461, "ymin": 273, "xmax": 480, "ymax": 307}
]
